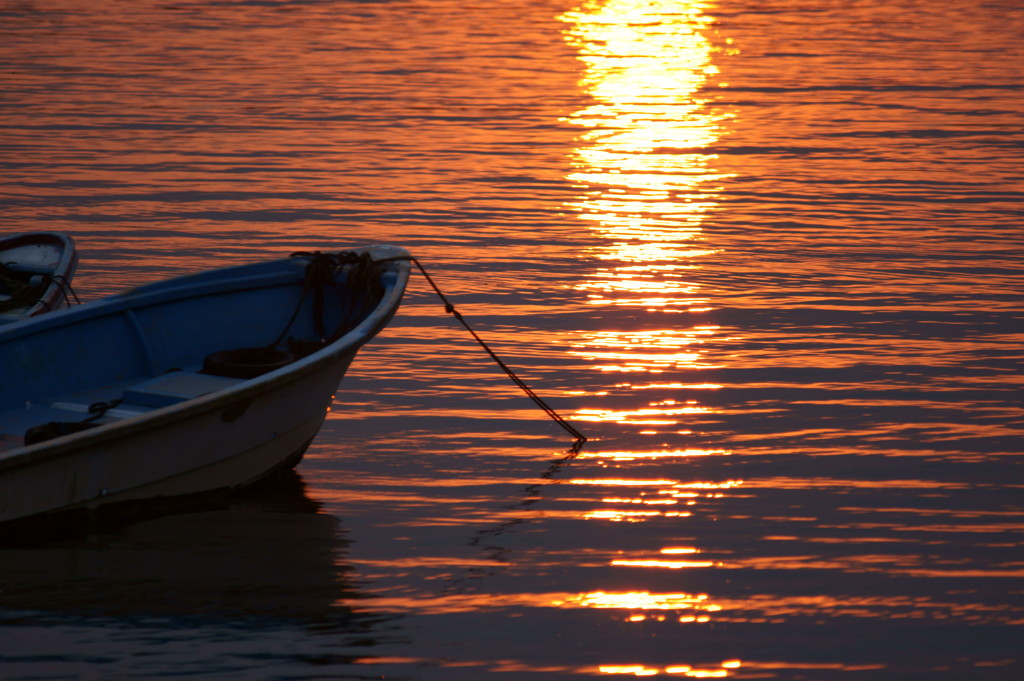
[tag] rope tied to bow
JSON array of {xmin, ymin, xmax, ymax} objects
[{"xmin": 376, "ymin": 253, "xmax": 587, "ymax": 447}]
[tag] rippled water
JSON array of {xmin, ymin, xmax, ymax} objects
[{"xmin": 1, "ymin": 0, "xmax": 1022, "ymax": 679}]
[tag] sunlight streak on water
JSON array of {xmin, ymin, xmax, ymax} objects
[{"xmin": 559, "ymin": 0, "xmax": 734, "ymax": 397}]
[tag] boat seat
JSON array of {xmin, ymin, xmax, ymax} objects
[
  {"xmin": 46, "ymin": 372, "xmax": 243, "ymax": 417},
  {"xmin": 119, "ymin": 371, "xmax": 244, "ymax": 408},
  {"xmin": 0, "ymin": 402, "xmax": 113, "ymax": 452},
  {"xmin": 1, "ymin": 373, "xmax": 242, "ymax": 450}
]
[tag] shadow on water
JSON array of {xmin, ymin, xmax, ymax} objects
[{"xmin": 0, "ymin": 471, "xmax": 388, "ymax": 635}]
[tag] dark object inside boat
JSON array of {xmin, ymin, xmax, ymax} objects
[
  {"xmin": 24, "ymin": 420, "xmax": 99, "ymax": 446},
  {"xmin": 202, "ymin": 347, "xmax": 295, "ymax": 379},
  {"xmin": 0, "ymin": 263, "xmax": 50, "ymax": 313}
]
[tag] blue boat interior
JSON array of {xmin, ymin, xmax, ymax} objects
[{"xmin": 0, "ymin": 254, "xmax": 392, "ymax": 452}]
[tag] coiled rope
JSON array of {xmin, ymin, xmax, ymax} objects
[
  {"xmin": 272, "ymin": 251, "xmax": 382, "ymax": 350},
  {"xmin": 380, "ymin": 254, "xmax": 587, "ymax": 447}
]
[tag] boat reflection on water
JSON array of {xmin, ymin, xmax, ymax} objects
[{"xmin": 0, "ymin": 471, "xmax": 368, "ymax": 629}]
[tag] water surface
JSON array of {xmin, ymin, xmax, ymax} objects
[{"xmin": 1, "ymin": 0, "xmax": 1021, "ymax": 679}]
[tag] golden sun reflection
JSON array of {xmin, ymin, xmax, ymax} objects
[
  {"xmin": 556, "ymin": 590, "xmax": 714, "ymax": 611},
  {"xmin": 597, "ymin": 665, "xmax": 738, "ymax": 678},
  {"xmin": 578, "ymin": 448, "xmax": 731, "ymax": 461},
  {"xmin": 611, "ymin": 558, "xmax": 718, "ymax": 568},
  {"xmin": 568, "ymin": 479, "xmax": 744, "ymax": 522},
  {"xmin": 568, "ymin": 328, "xmax": 722, "ymax": 373},
  {"xmin": 555, "ymin": 10, "xmax": 739, "ymax": 667},
  {"xmin": 556, "ymin": 589, "xmax": 740, "ymax": 676},
  {"xmin": 576, "ymin": 402, "xmax": 710, "ymax": 425},
  {"xmin": 559, "ymin": 0, "xmax": 733, "ymax": 378}
]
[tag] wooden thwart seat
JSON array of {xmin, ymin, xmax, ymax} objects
[
  {"xmin": 120, "ymin": 372, "xmax": 243, "ymax": 408},
  {"xmin": 0, "ymin": 372, "xmax": 246, "ymax": 450}
]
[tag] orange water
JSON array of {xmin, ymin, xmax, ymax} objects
[{"xmin": 1, "ymin": 0, "xmax": 1021, "ymax": 679}]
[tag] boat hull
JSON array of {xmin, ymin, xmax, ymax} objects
[
  {"xmin": 0, "ymin": 245, "xmax": 409, "ymax": 528},
  {"xmin": 0, "ymin": 352, "xmax": 352, "ymax": 525}
]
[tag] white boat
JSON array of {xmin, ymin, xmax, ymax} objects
[
  {"xmin": 0, "ymin": 231, "xmax": 78, "ymax": 324},
  {"xmin": 0, "ymin": 245, "xmax": 410, "ymax": 530}
]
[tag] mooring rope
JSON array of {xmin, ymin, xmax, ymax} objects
[
  {"xmin": 50, "ymin": 274, "xmax": 81, "ymax": 308},
  {"xmin": 380, "ymin": 254, "xmax": 587, "ymax": 446},
  {"xmin": 268, "ymin": 250, "xmax": 584, "ymax": 445}
]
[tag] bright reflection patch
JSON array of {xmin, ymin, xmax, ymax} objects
[
  {"xmin": 560, "ymin": 0, "xmax": 733, "ymax": 377},
  {"xmin": 577, "ymin": 448, "xmax": 731, "ymax": 461},
  {"xmin": 554, "ymin": 589, "xmax": 716, "ymax": 611},
  {"xmin": 556, "ymin": 7, "xmax": 739, "ymax": 670},
  {"xmin": 569, "ymin": 478, "xmax": 743, "ymax": 523},
  {"xmin": 568, "ymin": 327, "xmax": 723, "ymax": 373}
]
